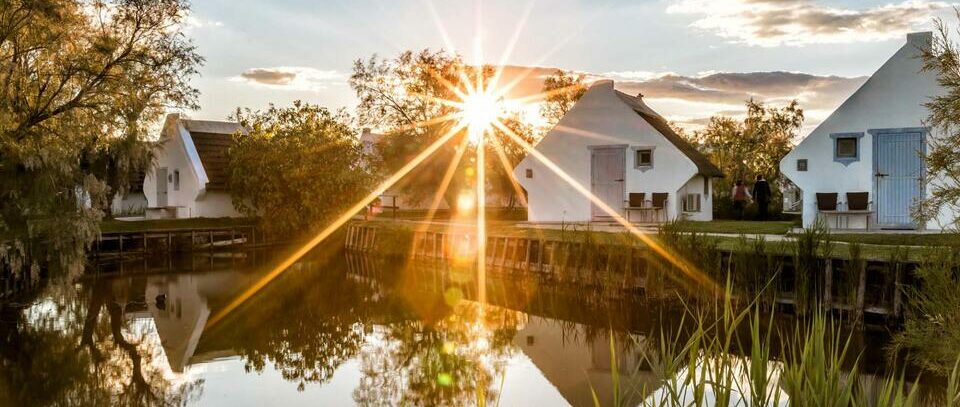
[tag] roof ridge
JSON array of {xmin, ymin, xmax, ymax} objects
[{"xmin": 611, "ymin": 89, "xmax": 723, "ymax": 178}]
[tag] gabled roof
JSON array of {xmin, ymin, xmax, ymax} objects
[
  {"xmin": 615, "ymin": 90, "xmax": 724, "ymax": 178},
  {"xmin": 177, "ymin": 118, "xmax": 247, "ymax": 191}
]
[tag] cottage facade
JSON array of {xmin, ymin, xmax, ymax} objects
[
  {"xmin": 514, "ymin": 80, "xmax": 723, "ymax": 223},
  {"xmin": 780, "ymin": 32, "xmax": 958, "ymax": 230},
  {"xmin": 142, "ymin": 114, "xmax": 245, "ymax": 219}
]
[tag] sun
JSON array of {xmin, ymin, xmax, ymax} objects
[{"xmin": 459, "ymin": 91, "xmax": 501, "ymax": 144}]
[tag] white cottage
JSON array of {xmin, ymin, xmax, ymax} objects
[
  {"xmin": 515, "ymin": 80, "xmax": 723, "ymax": 223},
  {"xmin": 142, "ymin": 114, "xmax": 246, "ymax": 219},
  {"xmin": 780, "ymin": 32, "xmax": 957, "ymax": 230}
]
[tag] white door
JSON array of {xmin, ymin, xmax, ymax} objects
[
  {"xmin": 874, "ymin": 132, "xmax": 923, "ymax": 229},
  {"xmin": 156, "ymin": 167, "xmax": 168, "ymax": 207},
  {"xmin": 590, "ymin": 147, "xmax": 625, "ymax": 219}
]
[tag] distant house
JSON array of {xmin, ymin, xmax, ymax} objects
[
  {"xmin": 360, "ymin": 128, "xmax": 517, "ymax": 211},
  {"xmin": 142, "ymin": 114, "xmax": 247, "ymax": 219},
  {"xmin": 780, "ymin": 32, "xmax": 957, "ymax": 230},
  {"xmin": 110, "ymin": 171, "xmax": 147, "ymax": 216},
  {"xmin": 514, "ymin": 80, "xmax": 723, "ymax": 223}
]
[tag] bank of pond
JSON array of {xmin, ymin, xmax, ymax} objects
[{"xmin": 0, "ymin": 221, "xmax": 958, "ymax": 406}]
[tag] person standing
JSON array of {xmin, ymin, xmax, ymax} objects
[
  {"xmin": 752, "ymin": 174, "xmax": 772, "ymax": 220},
  {"xmin": 731, "ymin": 180, "xmax": 751, "ymax": 220}
]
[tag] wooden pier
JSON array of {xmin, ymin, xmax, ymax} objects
[
  {"xmin": 91, "ymin": 225, "xmax": 263, "ymax": 258},
  {"xmin": 343, "ymin": 224, "xmax": 914, "ymax": 321}
]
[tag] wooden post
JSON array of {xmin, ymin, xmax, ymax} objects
[
  {"xmin": 855, "ymin": 262, "xmax": 868, "ymax": 322},
  {"xmin": 893, "ymin": 263, "xmax": 904, "ymax": 318},
  {"xmin": 824, "ymin": 258, "xmax": 833, "ymax": 311}
]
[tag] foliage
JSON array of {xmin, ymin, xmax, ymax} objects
[
  {"xmin": 893, "ymin": 249, "xmax": 960, "ymax": 374},
  {"xmin": 0, "ymin": 281, "xmax": 202, "ymax": 406},
  {"xmin": 227, "ymin": 102, "xmax": 374, "ymax": 236},
  {"xmin": 0, "ymin": 0, "xmax": 202, "ymax": 278},
  {"xmin": 918, "ymin": 14, "xmax": 960, "ymax": 229},
  {"xmin": 349, "ymin": 49, "xmax": 536, "ymax": 211},
  {"xmin": 687, "ymin": 100, "xmax": 803, "ymax": 219},
  {"xmin": 539, "ymin": 69, "xmax": 587, "ymax": 127}
]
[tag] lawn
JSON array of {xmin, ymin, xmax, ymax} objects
[
  {"xmin": 373, "ymin": 207, "xmax": 527, "ymax": 221},
  {"xmin": 826, "ymin": 233, "xmax": 960, "ymax": 247},
  {"xmin": 671, "ymin": 220, "xmax": 796, "ymax": 235},
  {"xmin": 100, "ymin": 217, "xmax": 257, "ymax": 233}
]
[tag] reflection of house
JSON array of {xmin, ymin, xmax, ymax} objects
[
  {"xmin": 514, "ymin": 316, "xmax": 660, "ymax": 406},
  {"xmin": 142, "ymin": 114, "xmax": 247, "ymax": 219},
  {"xmin": 780, "ymin": 32, "xmax": 958, "ymax": 230},
  {"xmin": 143, "ymin": 268, "xmax": 266, "ymax": 372},
  {"xmin": 515, "ymin": 80, "xmax": 723, "ymax": 223}
]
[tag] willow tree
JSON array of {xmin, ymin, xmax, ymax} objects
[
  {"xmin": 349, "ymin": 49, "xmax": 535, "ymax": 212},
  {"xmin": 0, "ymin": 0, "xmax": 202, "ymax": 278}
]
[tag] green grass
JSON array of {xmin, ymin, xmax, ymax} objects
[
  {"xmin": 827, "ymin": 233, "xmax": 960, "ymax": 247},
  {"xmin": 371, "ymin": 207, "xmax": 527, "ymax": 221},
  {"xmin": 100, "ymin": 217, "xmax": 257, "ymax": 233},
  {"xmin": 671, "ymin": 220, "xmax": 795, "ymax": 235}
]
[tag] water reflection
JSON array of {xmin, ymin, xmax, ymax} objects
[{"xmin": 0, "ymin": 246, "xmax": 944, "ymax": 406}]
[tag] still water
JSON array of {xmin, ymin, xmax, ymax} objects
[{"xmin": 0, "ymin": 244, "xmax": 939, "ymax": 406}]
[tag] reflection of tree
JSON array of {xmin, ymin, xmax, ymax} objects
[
  {"xmin": 218, "ymin": 257, "xmax": 373, "ymax": 391},
  {"xmin": 353, "ymin": 301, "xmax": 524, "ymax": 406},
  {"xmin": 0, "ymin": 281, "xmax": 202, "ymax": 406}
]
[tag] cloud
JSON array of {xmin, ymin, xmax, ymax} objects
[
  {"xmin": 489, "ymin": 66, "xmax": 865, "ymax": 132},
  {"xmin": 606, "ymin": 70, "xmax": 866, "ymax": 131},
  {"xmin": 181, "ymin": 14, "xmax": 224, "ymax": 35},
  {"xmin": 232, "ymin": 67, "xmax": 346, "ymax": 91},
  {"xmin": 667, "ymin": 0, "xmax": 949, "ymax": 46}
]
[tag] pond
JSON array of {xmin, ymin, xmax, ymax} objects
[{"xmin": 0, "ymin": 242, "xmax": 948, "ymax": 406}]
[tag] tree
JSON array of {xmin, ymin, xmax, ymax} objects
[
  {"xmin": 0, "ymin": 0, "xmax": 202, "ymax": 278},
  {"xmin": 539, "ymin": 69, "xmax": 587, "ymax": 126},
  {"xmin": 692, "ymin": 100, "xmax": 803, "ymax": 182},
  {"xmin": 917, "ymin": 14, "xmax": 960, "ymax": 229},
  {"xmin": 227, "ymin": 102, "xmax": 374, "ymax": 236},
  {"xmin": 349, "ymin": 49, "xmax": 535, "ymax": 212},
  {"xmin": 689, "ymin": 100, "xmax": 803, "ymax": 217}
]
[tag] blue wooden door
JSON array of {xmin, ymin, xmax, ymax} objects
[{"xmin": 874, "ymin": 132, "xmax": 923, "ymax": 228}]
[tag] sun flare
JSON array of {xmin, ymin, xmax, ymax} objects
[{"xmin": 459, "ymin": 91, "xmax": 502, "ymax": 143}]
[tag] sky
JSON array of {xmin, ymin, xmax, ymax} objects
[{"xmin": 182, "ymin": 0, "xmax": 955, "ymax": 135}]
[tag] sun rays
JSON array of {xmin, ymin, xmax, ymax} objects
[{"xmin": 205, "ymin": 0, "xmax": 720, "ymax": 330}]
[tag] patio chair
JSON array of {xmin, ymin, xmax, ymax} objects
[
  {"xmin": 651, "ymin": 193, "xmax": 669, "ymax": 223},
  {"xmin": 624, "ymin": 193, "xmax": 648, "ymax": 222},
  {"xmin": 816, "ymin": 192, "xmax": 840, "ymax": 228},
  {"xmin": 842, "ymin": 192, "xmax": 873, "ymax": 230}
]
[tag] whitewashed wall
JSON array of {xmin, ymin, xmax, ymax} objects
[
  {"xmin": 780, "ymin": 32, "xmax": 957, "ymax": 230},
  {"xmin": 515, "ymin": 81, "xmax": 703, "ymax": 222},
  {"xmin": 144, "ymin": 117, "xmax": 242, "ymax": 219}
]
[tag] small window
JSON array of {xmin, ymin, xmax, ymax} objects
[
  {"xmin": 682, "ymin": 193, "xmax": 702, "ymax": 213},
  {"xmin": 173, "ymin": 170, "xmax": 180, "ymax": 191},
  {"xmin": 831, "ymin": 132, "xmax": 863, "ymax": 165},
  {"xmin": 526, "ymin": 335, "xmax": 535, "ymax": 346},
  {"xmin": 635, "ymin": 148, "xmax": 653, "ymax": 168},
  {"xmin": 797, "ymin": 159, "xmax": 808, "ymax": 172},
  {"xmin": 835, "ymin": 138, "xmax": 858, "ymax": 158},
  {"xmin": 525, "ymin": 168, "xmax": 533, "ymax": 179}
]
